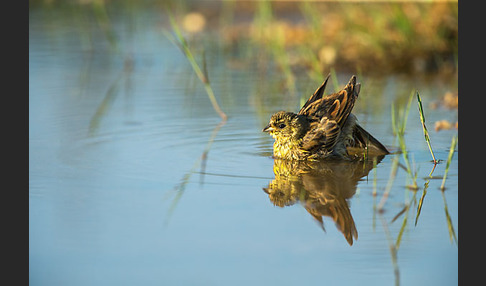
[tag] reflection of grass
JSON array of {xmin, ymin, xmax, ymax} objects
[
  {"xmin": 440, "ymin": 135, "xmax": 457, "ymax": 190},
  {"xmin": 393, "ymin": 190, "xmax": 416, "ymax": 250},
  {"xmin": 89, "ymin": 56, "xmax": 134, "ymax": 134},
  {"xmin": 380, "ymin": 215, "xmax": 400, "ymax": 286},
  {"xmin": 414, "ymin": 179, "xmax": 429, "ymax": 226},
  {"xmin": 441, "ymin": 189, "xmax": 458, "ymax": 244},
  {"xmin": 391, "ymin": 92, "xmax": 418, "ymax": 189},
  {"xmin": 89, "ymin": 73, "xmax": 122, "ymax": 134},
  {"xmin": 377, "ymin": 155, "xmax": 399, "ymax": 212},
  {"xmin": 439, "ymin": 135, "xmax": 458, "ymax": 244},
  {"xmin": 395, "ymin": 205, "xmax": 408, "ymax": 251},
  {"xmin": 164, "ymin": 120, "xmax": 226, "ymax": 226}
]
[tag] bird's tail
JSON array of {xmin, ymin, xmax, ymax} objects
[{"xmin": 353, "ymin": 124, "xmax": 389, "ymax": 155}]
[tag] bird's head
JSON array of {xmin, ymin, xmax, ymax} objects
[{"xmin": 262, "ymin": 111, "xmax": 309, "ymax": 140}]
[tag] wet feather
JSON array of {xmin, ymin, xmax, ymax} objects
[{"xmin": 263, "ymin": 75, "xmax": 389, "ymax": 160}]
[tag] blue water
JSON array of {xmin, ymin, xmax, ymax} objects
[{"xmin": 30, "ymin": 4, "xmax": 457, "ymax": 286}]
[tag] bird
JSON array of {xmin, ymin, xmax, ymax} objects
[{"xmin": 262, "ymin": 75, "xmax": 389, "ymax": 160}]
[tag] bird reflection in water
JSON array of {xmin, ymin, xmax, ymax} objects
[{"xmin": 263, "ymin": 155, "xmax": 384, "ymax": 245}]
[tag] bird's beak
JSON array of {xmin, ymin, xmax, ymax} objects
[{"xmin": 262, "ymin": 124, "xmax": 274, "ymax": 132}]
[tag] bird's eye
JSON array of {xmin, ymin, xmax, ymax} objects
[{"xmin": 278, "ymin": 123, "xmax": 286, "ymax": 129}]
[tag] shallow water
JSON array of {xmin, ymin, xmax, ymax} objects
[{"xmin": 30, "ymin": 4, "xmax": 458, "ymax": 286}]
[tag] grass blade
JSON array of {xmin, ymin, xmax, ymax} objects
[
  {"xmin": 166, "ymin": 12, "xmax": 227, "ymax": 121},
  {"xmin": 416, "ymin": 90, "xmax": 437, "ymax": 165}
]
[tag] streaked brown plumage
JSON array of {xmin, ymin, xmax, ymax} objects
[
  {"xmin": 263, "ymin": 75, "xmax": 389, "ymax": 160},
  {"xmin": 263, "ymin": 158, "xmax": 385, "ymax": 245}
]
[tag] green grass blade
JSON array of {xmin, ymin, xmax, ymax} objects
[
  {"xmin": 416, "ymin": 90, "xmax": 437, "ymax": 165},
  {"xmin": 166, "ymin": 13, "xmax": 227, "ymax": 121}
]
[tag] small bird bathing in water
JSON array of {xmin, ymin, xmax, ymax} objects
[{"xmin": 262, "ymin": 75, "xmax": 389, "ymax": 160}]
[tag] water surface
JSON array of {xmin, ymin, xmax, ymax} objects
[{"xmin": 30, "ymin": 4, "xmax": 458, "ymax": 286}]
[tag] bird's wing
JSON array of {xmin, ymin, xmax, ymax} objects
[
  {"xmin": 299, "ymin": 75, "xmax": 360, "ymax": 128},
  {"xmin": 298, "ymin": 74, "xmax": 330, "ymax": 115},
  {"xmin": 301, "ymin": 118, "xmax": 340, "ymax": 151}
]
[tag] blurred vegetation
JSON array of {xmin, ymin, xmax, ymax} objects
[
  {"xmin": 225, "ymin": 0, "xmax": 457, "ymax": 76},
  {"xmin": 30, "ymin": 0, "xmax": 458, "ymax": 133},
  {"xmin": 30, "ymin": 0, "xmax": 458, "ymax": 76}
]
